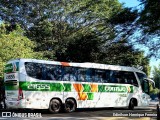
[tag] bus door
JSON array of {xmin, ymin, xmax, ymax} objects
[
  {"xmin": 140, "ymin": 79, "xmax": 152, "ymax": 106},
  {"xmin": 141, "ymin": 78, "xmax": 155, "ymax": 106}
]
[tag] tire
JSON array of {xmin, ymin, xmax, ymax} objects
[
  {"xmin": 49, "ymin": 99, "xmax": 61, "ymax": 113},
  {"xmin": 64, "ymin": 99, "xmax": 76, "ymax": 113},
  {"xmin": 128, "ymin": 99, "xmax": 135, "ymax": 110}
]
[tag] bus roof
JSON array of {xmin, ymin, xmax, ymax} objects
[{"xmin": 8, "ymin": 58, "xmax": 145, "ymax": 74}]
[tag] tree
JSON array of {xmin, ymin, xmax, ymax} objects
[
  {"xmin": 100, "ymin": 39, "xmax": 150, "ymax": 75},
  {"xmin": 0, "ymin": 1, "xmax": 151, "ymax": 76},
  {"xmin": 64, "ymin": 31, "xmax": 104, "ymax": 62},
  {"xmin": 152, "ymin": 64, "xmax": 160, "ymax": 89},
  {"xmin": 110, "ymin": 0, "xmax": 160, "ymax": 58},
  {"xmin": 0, "ymin": 0, "xmax": 122, "ymax": 31},
  {"xmin": 0, "ymin": 24, "xmax": 42, "ymax": 80},
  {"xmin": 138, "ymin": 0, "xmax": 160, "ymax": 35}
]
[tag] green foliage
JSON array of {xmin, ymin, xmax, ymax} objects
[
  {"xmin": 150, "ymin": 88, "xmax": 159, "ymax": 95},
  {"xmin": 0, "ymin": 24, "xmax": 42, "ymax": 80},
  {"xmin": 110, "ymin": 7, "xmax": 138, "ymax": 25},
  {"xmin": 138, "ymin": 0, "xmax": 160, "ymax": 34},
  {"xmin": 100, "ymin": 39, "xmax": 150, "ymax": 75},
  {"xmin": 0, "ymin": 0, "xmax": 151, "ymax": 77},
  {"xmin": 149, "ymin": 82, "xmax": 159, "ymax": 95},
  {"xmin": 152, "ymin": 64, "xmax": 160, "ymax": 89},
  {"xmin": 110, "ymin": 0, "xmax": 160, "ymax": 58},
  {"xmin": 64, "ymin": 31, "xmax": 104, "ymax": 62}
]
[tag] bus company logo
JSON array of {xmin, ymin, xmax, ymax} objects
[
  {"xmin": 105, "ymin": 86, "xmax": 127, "ymax": 93},
  {"xmin": 104, "ymin": 86, "xmax": 133, "ymax": 93}
]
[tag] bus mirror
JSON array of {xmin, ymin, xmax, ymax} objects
[{"xmin": 144, "ymin": 78, "xmax": 155, "ymax": 88}]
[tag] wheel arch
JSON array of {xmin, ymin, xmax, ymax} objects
[{"xmin": 129, "ymin": 97, "xmax": 138, "ymax": 106}]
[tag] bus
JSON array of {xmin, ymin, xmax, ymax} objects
[{"xmin": 4, "ymin": 58, "xmax": 154, "ymax": 113}]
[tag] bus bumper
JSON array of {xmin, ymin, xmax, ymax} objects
[{"xmin": 5, "ymin": 99, "xmax": 26, "ymax": 109}]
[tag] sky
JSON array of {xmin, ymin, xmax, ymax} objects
[
  {"xmin": 119, "ymin": 0, "xmax": 140, "ymax": 8},
  {"xmin": 118, "ymin": 0, "xmax": 160, "ymax": 77}
]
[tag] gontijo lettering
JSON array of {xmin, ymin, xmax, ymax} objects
[{"xmin": 105, "ymin": 86, "xmax": 127, "ymax": 92}]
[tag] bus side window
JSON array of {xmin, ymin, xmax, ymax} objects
[
  {"xmin": 56, "ymin": 66, "xmax": 63, "ymax": 81},
  {"xmin": 86, "ymin": 68, "xmax": 93, "ymax": 82},
  {"xmin": 110, "ymin": 71, "xmax": 119, "ymax": 83},
  {"xmin": 94, "ymin": 69, "xmax": 106, "ymax": 83},
  {"xmin": 36, "ymin": 66, "xmax": 43, "ymax": 80},
  {"xmin": 77, "ymin": 68, "xmax": 86, "ymax": 82},
  {"xmin": 104, "ymin": 70, "xmax": 110, "ymax": 83},
  {"xmin": 25, "ymin": 62, "xmax": 36, "ymax": 78},
  {"xmin": 62, "ymin": 67, "xmax": 69, "ymax": 81},
  {"xmin": 126, "ymin": 72, "xmax": 138, "ymax": 86},
  {"xmin": 45, "ymin": 64, "xmax": 56, "ymax": 80},
  {"xmin": 62, "ymin": 67, "xmax": 77, "ymax": 81},
  {"xmin": 116, "ymin": 72, "xmax": 123, "ymax": 83}
]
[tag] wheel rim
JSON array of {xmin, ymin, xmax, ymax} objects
[{"xmin": 51, "ymin": 101, "xmax": 60, "ymax": 111}]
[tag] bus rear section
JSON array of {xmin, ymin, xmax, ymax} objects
[{"xmin": 4, "ymin": 60, "xmax": 25, "ymax": 109}]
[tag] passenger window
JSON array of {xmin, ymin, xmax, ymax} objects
[
  {"xmin": 25, "ymin": 62, "xmax": 62, "ymax": 81},
  {"xmin": 110, "ymin": 71, "xmax": 124, "ymax": 83},
  {"xmin": 86, "ymin": 68, "xmax": 93, "ymax": 82},
  {"xmin": 77, "ymin": 68, "xmax": 86, "ymax": 82},
  {"xmin": 104, "ymin": 70, "xmax": 110, "ymax": 83},
  {"xmin": 94, "ymin": 69, "xmax": 106, "ymax": 83},
  {"xmin": 124, "ymin": 72, "xmax": 138, "ymax": 86},
  {"xmin": 25, "ymin": 62, "xmax": 36, "ymax": 78},
  {"xmin": 109, "ymin": 70, "xmax": 138, "ymax": 86},
  {"xmin": 62, "ymin": 67, "xmax": 77, "ymax": 81}
]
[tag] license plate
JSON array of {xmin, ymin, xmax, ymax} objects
[{"xmin": 9, "ymin": 102, "xmax": 13, "ymax": 105}]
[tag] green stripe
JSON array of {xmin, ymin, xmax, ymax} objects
[
  {"xmin": 5, "ymin": 85, "xmax": 19, "ymax": 90},
  {"xmin": 5, "ymin": 82, "xmax": 134, "ymax": 93},
  {"xmin": 19, "ymin": 82, "xmax": 65, "ymax": 91}
]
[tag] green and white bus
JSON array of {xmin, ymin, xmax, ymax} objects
[{"xmin": 4, "ymin": 59, "xmax": 154, "ymax": 113}]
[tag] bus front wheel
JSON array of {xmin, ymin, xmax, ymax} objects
[
  {"xmin": 128, "ymin": 99, "xmax": 135, "ymax": 110},
  {"xmin": 49, "ymin": 99, "xmax": 61, "ymax": 113},
  {"xmin": 64, "ymin": 98, "xmax": 76, "ymax": 113}
]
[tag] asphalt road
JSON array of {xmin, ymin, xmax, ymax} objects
[{"xmin": 0, "ymin": 105, "xmax": 159, "ymax": 120}]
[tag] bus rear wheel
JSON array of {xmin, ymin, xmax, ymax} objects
[
  {"xmin": 64, "ymin": 98, "xmax": 76, "ymax": 113},
  {"xmin": 49, "ymin": 99, "xmax": 61, "ymax": 113}
]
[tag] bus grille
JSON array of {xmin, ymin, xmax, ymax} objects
[{"xmin": 5, "ymin": 80, "xmax": 18, "ymax": 85}]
